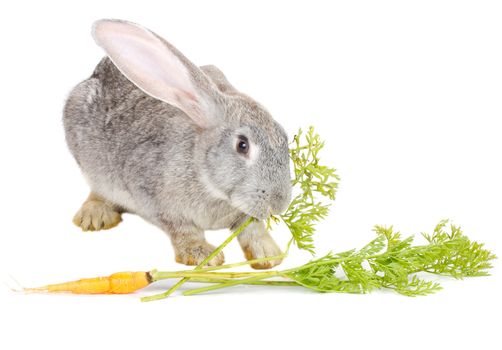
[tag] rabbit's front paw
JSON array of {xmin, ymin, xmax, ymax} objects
[
  {"xmin": 242, "ymin": 235, "xmax": 283, "ymax": 270},
  {"xmin": 73, "ymin": 196, "xmax": 122, "ymax": 231},
  {"xmin": 175, "ymin": 242, "xmax": 225, "ymax": 266}
]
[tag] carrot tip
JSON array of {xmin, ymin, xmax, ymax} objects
[{"xmin": 4, "ymin": 274, "xmax": 28, "ymax": 293}]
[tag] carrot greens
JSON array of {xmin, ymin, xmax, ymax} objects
[
  {"xmin": 148, "ymin": 219, "xmax": 494, "ymax": 297},
  {"xmin": 277, "ymin": 127, "xmax": 339, "ymax": 254}
]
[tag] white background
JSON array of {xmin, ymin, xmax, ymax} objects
[{"xmin": 1, "ymin": 1, "xmax": 501, "ymax": 349}]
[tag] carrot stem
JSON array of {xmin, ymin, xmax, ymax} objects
[
  {"xmin": 141, "ymin": 217, "xmax": 254, "ymax": 302},
  {"xmin": 150, "ymin": 252, "xmax": 287, "ymax": 282},
  {"xmin": 183, "ymin": 272, "xmax": 286, "ymax": 296},
  {"xmin": 152, "ymin": 270, "xmax": 270, "ymax": 280},
  {"xmin": 180, "ymin": 277, "xmax": 299, "ymax": 287}
]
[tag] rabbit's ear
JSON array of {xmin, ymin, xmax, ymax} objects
[
  {"xmin": 92, "ymin": 19, "xmax": 222, "ymax": 129},
  {"xmin": 200, "ymin": 65, "xmax": 239, "ymax": 95}
]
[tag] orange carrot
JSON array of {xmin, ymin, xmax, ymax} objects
[{"xmin": 26, "ymin": 271, "xmax": 151, "ymax": 294}]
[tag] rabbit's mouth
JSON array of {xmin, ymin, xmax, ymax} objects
[
  {"xmin": 250, "ymin": 207, "xmax": 273, "ymax": 221},
  {"xmin": 231, "ymin": 195, "xmax": 289, "ymax": 221},
  {"xmin": 229, "ymin": 195, "xmax": 270, "ymax": 220},
  {"xmin": 229, "ymin": 185, "xmax": 291, "ymax": 220},
  {"xmin": 240, "ymin": 205, "xmax": 271, "ymax": 221}
]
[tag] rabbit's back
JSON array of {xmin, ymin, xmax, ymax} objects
[{"xmin": 63, "ymin": 58, "xmax": 196, "ymax": 215}]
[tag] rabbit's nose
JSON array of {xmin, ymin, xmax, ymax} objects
[{"xmin": 273, "ymin": 192, "xmax": 286, "ymax": 202}]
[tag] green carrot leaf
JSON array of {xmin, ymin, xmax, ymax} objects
[{"xmin": 277, "ymin": 126, "xmax": 340, "ymax": 254}]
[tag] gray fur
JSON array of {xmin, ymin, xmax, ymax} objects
[{"xmin": 63, "ymin": 20, "xmax": 291, "ymax": 267}]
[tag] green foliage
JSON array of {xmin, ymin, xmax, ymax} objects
[
  {"xmin": 419, "ymin": 219, "xmax": 496, "ymax": 278},
  {"xmin": 284, "ymin": 221, "xmax": 496, "ymax": 296},
  {"xmin": 148, "ymin": 126, "xmax": 496, "ymax": 300},
  {"xmin": 267, "ymin": 126, "xmax": 495, "ymax": 296},
  {"xmin": 284, "ymin": 253, "xmax": 363, "ymax": 293},
  {"xmin": 277, "ymin": 127, "xmax": 340, "ymax": 254}
]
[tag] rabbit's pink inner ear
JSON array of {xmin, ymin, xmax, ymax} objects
[{"xmin": 92, "ymin": 20, "xmax": 219, "ymax": 129}]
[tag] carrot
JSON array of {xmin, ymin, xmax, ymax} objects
[{"xmin": 25, "ymin": 271, "xmax": 151, "ymax": 294}]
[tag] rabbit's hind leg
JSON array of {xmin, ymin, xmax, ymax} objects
[{"xmin": 72, "ymin": 192, "xmax": 122, "ymax": 231}]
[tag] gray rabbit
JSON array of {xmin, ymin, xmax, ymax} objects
[{"xmin": 63, "ymin": 19, "xmax": 291, "ymax": 269}]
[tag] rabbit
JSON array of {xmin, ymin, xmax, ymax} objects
[{"xmin": 63, "ymin": 19, "xmax": 292, "ymax": 269}]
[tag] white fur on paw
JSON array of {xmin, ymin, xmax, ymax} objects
[
  {"xmin": 243, "ymin": 236, "xmax": 283, "ymax": 270},
  {"xmin": 73, "ymin": 200, "xmax": 122, "ymax": 231},
  {"xmin": 175, "ymin": 242, "xmax": 225, "ymax": 267}
]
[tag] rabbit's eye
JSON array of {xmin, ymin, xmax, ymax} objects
[{"xmin": 236, "ymin": 135, "xmax": 249, "ymax": 155}]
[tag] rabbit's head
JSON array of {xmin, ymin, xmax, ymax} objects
[{"xmin": 92, "ymin": 19, "xmax": 291, "ymax": 220}]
